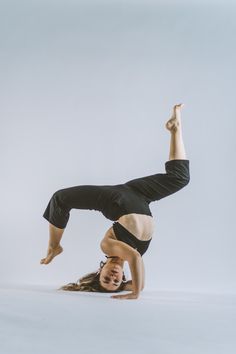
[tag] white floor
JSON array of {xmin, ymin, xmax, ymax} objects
[{"xmin": 0, "ymin": 284, "xmax": 235, "ymax": 354}]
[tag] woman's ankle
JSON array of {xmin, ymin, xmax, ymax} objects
[{"xmin": 49, "ymin": 243, "xmax": 61, "ymax": 249}]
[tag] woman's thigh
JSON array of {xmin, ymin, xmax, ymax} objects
[
  {"xmin": 125, "ymin": 159, "xmax": 190, "ymax": 203},
  {"xmin": 53, "ymin": 185, "xmax": 105, "ymax": 211},
  {"xmin": 42, "ymin": 185, "xmax": 106, "ymax": 229}
]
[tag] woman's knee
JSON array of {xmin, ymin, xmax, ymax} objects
[
  {"xmin": 180, "ymin": 175, "xmax": 190, "ymax": 187},
  {"xmin": 53, "ymin": 189, "xmax": 69, "ymax": 205}
]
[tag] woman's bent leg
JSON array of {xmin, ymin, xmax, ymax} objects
[
  {"xmin": 41, "ymin": 185, "xmax": 104, "ymax": 265},
  {"xmin": 42, "ymin": 185, "xmax": 104, "ymax": 229}
]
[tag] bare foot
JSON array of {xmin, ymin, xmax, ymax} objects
[
  {"xmin": 40, "ymin": 245, "xmax": 63, "ymax": 265},
  {"xmin": 165, "ymin": 103, "xmax": 184, "ymax": 132}
]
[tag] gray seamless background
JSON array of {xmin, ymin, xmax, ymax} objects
[{"xmin": 1, "ymin": 0, "xmax": 235, "ymax": 293}]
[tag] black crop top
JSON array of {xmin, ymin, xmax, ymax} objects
[{"xmin": 112, "ymin": 221, "xmax": 152, "ymax": 256}]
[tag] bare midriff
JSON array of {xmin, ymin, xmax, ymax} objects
[{"xmin": 116, "ymin": 213, "xmax": 154, "ymax": 241}]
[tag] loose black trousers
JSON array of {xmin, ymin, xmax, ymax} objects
[{"xmin": 43, "ymin": 159, "xmax": 190, "ymax": 229}]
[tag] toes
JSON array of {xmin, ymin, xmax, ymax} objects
[
  {"xmin": 40, "ymin": 247, "xmax": 63, "ymax": 265},
  {"xmin": 40, "ymin": 256, "xmax": 51, "ymax": 264},
  {"xmin": 43, "ymin": 256, "xmax": 52, "ymax": 264},
  {"xmin": 175, "ymin": 103, "xmax": 184, "ymax": 109}
]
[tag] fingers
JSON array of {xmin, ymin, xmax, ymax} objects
[
  {"xmin": 111, "ymin": 295, "xmax": 120, "ymax": 299},
  {"xmin": 111, "ymin": 295, "xmax": 125, "ymax": 299},
  {"xmin": 110, "ymin": 293, "xmax": 139, "ymax": 300}
]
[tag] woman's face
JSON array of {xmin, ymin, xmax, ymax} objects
[{"xmin": 99, "ymin": 261, "xmax": 124, "ymax": 291}]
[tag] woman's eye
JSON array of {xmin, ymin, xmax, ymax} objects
[{"xmin": 104, "ymin": 277, "xmax": 119, "ymax": 285}]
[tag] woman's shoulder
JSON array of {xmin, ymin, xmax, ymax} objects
[
  {"xmin": 100, "ymin": 224, "xmax": 140, "ymax": 261},
  {"xmin": 101, "ymin": 224, "xmax": 117, "ymax": 244}
]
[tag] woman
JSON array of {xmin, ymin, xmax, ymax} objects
[{"xmin": 41, "ymin": 103, "xmax": 190, "ymax": 300}]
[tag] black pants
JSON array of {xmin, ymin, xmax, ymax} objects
[{"xmin": 43, "ymin": 159, "xmax": 190, "ymax": 229}]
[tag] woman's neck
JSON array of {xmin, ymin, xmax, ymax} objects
[{"xmin": 106, "ymin": 256, "xmax": 124, "ymax": 267}]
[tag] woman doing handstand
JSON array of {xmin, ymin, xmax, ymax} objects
[{"xmin": 41, "ymin": 103, "xmax": 190, "ymax": 300}]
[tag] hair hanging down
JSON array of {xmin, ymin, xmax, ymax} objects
[{"xmin": 59, "ymin": 260, "xmax": 128, "ymax": 293}]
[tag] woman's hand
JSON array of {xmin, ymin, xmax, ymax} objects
[{"xmin": 110, "ymin": 292, "xmax": 139, "ymax": 300}]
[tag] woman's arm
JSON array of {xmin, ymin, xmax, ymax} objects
[
  {"xmin": 123, "ymin": 258, "xmax": 145, "ymax": 292},
  {"xmin": 111, "ymin": 254, "xmax": 143, "ymax": 300},
  {"xmin": 128, "ymin": 254, "xmax": 143, "ymax": 295},
  {"xmin": 123, "ymin": 280, "xmax": 133, "ymax": 291},
  {"xmin": 100, "ymin": 227, "xmax": 144, "ymax": 300}
]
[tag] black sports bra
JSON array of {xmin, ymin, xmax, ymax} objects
[{"xmin": 112, "ymin": 221, "xmax": 152, "ymax": 256}]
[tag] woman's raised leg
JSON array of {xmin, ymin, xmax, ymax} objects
[
  {"xmin": 124, "ymin": 103, "xmax": 190, "ymax": 203},
  {"xmin": 166, "ymin": 103, "xmax": 187, "ymax": 160}
]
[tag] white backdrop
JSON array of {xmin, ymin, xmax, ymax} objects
[{"xmin": 1, "ymin": 0, "xmax": 235, "ymax": 294}]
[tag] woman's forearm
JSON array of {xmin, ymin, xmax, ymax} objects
[
  {"xmin": 111, "ymin": 254, "xmax": 144, "ymax": 300},
  {"xmin": 123, "ymin": 280, "xmax": 133, "ymax": 291},
  {"xmin": 128, "ymin": 254, "xmax": 143, "ymax": 296}
]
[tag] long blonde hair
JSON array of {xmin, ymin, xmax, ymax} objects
[{"xmin": 59, "ymin": 259, "xmax": 127, "ymax": 293}]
